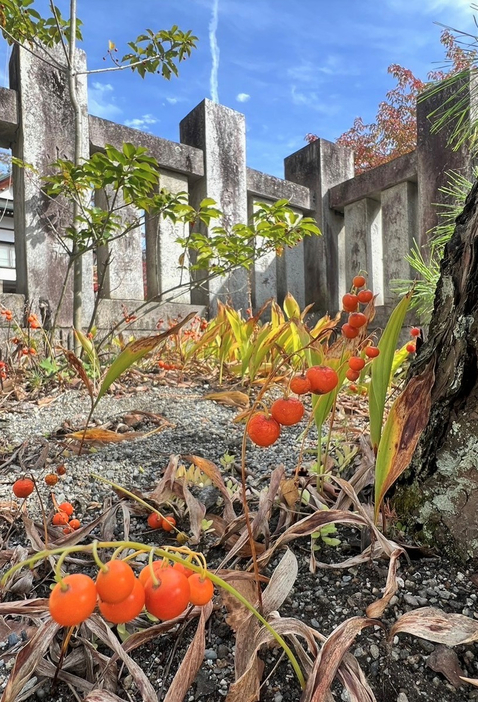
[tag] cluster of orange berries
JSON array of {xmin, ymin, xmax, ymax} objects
[
  {"xmin": 341, "ymin": 275, "xmax": 374, "ymax": 339},
  {"xmin": 1, "ymin": 308, "xmax": 12, "ymax": 323},
  {"xmin": 49, "ymin": 556, "xmax": 214, "ymax": 627},
  {"xmin": 406, "ymin": 327, "xmax": 420, "ymax": 354},
  {"xmin": 52, "ymin": 500, "xmax": 81, "ymax": 533},
  {"xmin": 27, "ymin": 313, "xmax": 41, "ymax": 329},
  {"xmin": 147, "ymin": 512, "xmax": 176, "ymax": 531},
  {"xmin": 0, "ymin": 361, "xmax": 7, "ymax": 381},
  {"xmin": 247, "ymin": 365, "xmax": 340, "ymax": 447},
  {"xmin": 157, "ymin": 360, "xmax": 181, "ymax": 371},
  {"xmin": 21, "ymin": 347, "xmax": 36, "ymax": 356}
]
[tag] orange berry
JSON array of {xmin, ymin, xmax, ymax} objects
[
  {"xmin": 348, "ymin": 312, "xmax": 367, "ymax": 329},
  {"xmin": 96, "ymin": 560, "xmax": 135, "ymax": 604},
  {"xmin": 45, "ymin": 473, "xmax": 58, "ymax": 486},
  {"xmin": 270, "ymin": 397, "xmax": 305, "ymax": 426},
  {"xmin": 99, "ymin": 577, "xmax": 145, "ymax": 624},
  {"xmin": 289, "ymin": 374, "xmax": 311, "ymax": 395},
  {"xmin": 406, "ymin": 343, "xmax": 416, "ymax": 353},
  {"xmin": 357, "ymin": 289, "xmax": 374, "ymax": 304},
  {"xmin": 188, "ymin": 573, "xmax": 214, "ymax": 606},
  {"xmin": 69, "ymin": 519, "xmax": 81, "ymax": 530},
  {"xmin": 306, "ymin": 366, "xmax": 339, "ymax": 395},
  {"xmin": 352, "ymin": 275, "xmax": 366, "ymax": 288},
  {"xmin": 52, "ymin": 512, "xmax": 69, "ymax": 526},
  {"xmin": 144, "ymin": 568, "xmax": 190, "ymax": 620},
  {"xmin": 346, "ymin": 369, "xmax": 360, "ymax": 382},
  {"xmin": 349, "ymin": 384, "xmax": 358, "ymax": 393},
  {"xmin": 147, "ymin": 513, "xmax": 163, "ymax": 529},
  {"xmin": 342, "ymin": 323, "xmax": 359, "ymax": 339},
  {"xmin": 139, "ymin": 560, "xmax": 167, "ymax": 586},
  {"xmin": 247, "ymin": 412, "xmax": 281, "ymax": 447},
  {"xmin": 49, "ymin": 574, "xmax": 97, "ymax": 627},
  {"xmin": 13, "ymin": 478, "xmax": 35, "ymax": 498},
  {"xmin": 58, "ymin": 502, "xmax": 74, "ymax": 517},
  {"xmin": 364, "ymin": 346, "xmax": 380, "ymax": 358},
  {"xmin": 348, "ymin": 357, "xmax": 365, "ymax": 372},
  {"xmin": 342, "ymin": 293, "xmax": 359, "ymax": 313},
  {"xmin": 410, "ymin": 327, "xmax": 420, "ymax": 337},
  {"xmin": 56, "ymin": 465, "xmax": 67, "ymax": 475},
  {"xmin": 161, "ymin": 516, "xmax": 176, "ymax": 532}
]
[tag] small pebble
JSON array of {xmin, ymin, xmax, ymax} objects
[{"xmin": 205, "ymin": 649, "xmax": 218, "ymax": 661}]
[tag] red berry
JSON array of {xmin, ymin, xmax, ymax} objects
[
  {"xmin": 289, "ymin": 374, "xmax": 311, "ymax": 395},
  {"xmin": 68, "ymin": 519, "xmax": 81, "ymax": 530},
  {"xmin": 13, "ymin": 478, "xmax": 34, "ymax": 498},
  {"xmin": 348, "ymin": 312, "xmax": 367, "ymax": 329},
  {"xmin": 173, "ymin": 561, "xmax": 194, "ymax": 578},
  {"xmin": 406, "ymin": 343, "xmax": 416, "ymax": 353},
  {"xmin": 99, "ymin": 578, "xmax": 145, "ymax": 624},
  {"xmin": 247, "ymin": 413, "xmax": 281, "ymax": 447},
  {"xmin": 357, "ymin": 289, "xmax": 374, "ymax": 304},
  {"xmin": 56, "ymin": 465, "xmax": 67, "ymax": 475},
  {"xmin": 144, "ymin": 568, "xmax": 190, "ymax": 620},
  {"xmin": 58, "ymin": 502, "xmax": 74, "ymax": 517},
  {"xmin": 348, "ymin": 357, "xmax": 365, "ymax": 371},
  {"xmin": 342, "ymin": 293, "xmax": 359, "ymax": 313},
  {"xmin": 45, "ymin": 473, "xmax": 58, "ymax": 486},
  {"xmin": 139, "ymin": 560, "xmax": 167, "ymax": 586},
  {"xmin": 52, "ymin": 512, "xmax": 69, "ymax": 526},
  {"xmin": 353, "ymin": 275, "xmax": 366, "ymax": 288},
  {"xmin": 161, "ymin": 516, "xmax": 176, "ymax": 532},
  {"xmin": 306, "ymin": 366, "xmax": 339, "ymax": 395},
  {"xmin": 410, "ymin": 327, "xmax": 420, "ymax": 337},
  {"xmin": 188, "ymin": 573, "xmax": 214, "ymax": 606},
  {"xmin": 270, "ymin": 397, "xmax": 305, "ymax": 426},
  {"xmin": 49, "ymin": 574, "xmax": 97, "ymax": 627},
  {"xmin": 147, "ymin": 513, "xmax": 163, "ymax": 529},
  {"xmin": 342, "ymin": 323, "xmax": 359, "ymax": 339},
  {"xmin": 346, "ymin": 369, "xmax": 360, "ymax": 382},
  {"xmin": 364, "ymin": 346, "xmax": 380, "ymax": 358},
  {"xmin": 96, "ymin": 560, "xmax": 135, "ymax": 604}
]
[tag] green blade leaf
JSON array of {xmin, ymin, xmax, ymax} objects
[{"xmin": 95, "ymin": 311, "xmax": 196, "ymax": 406}]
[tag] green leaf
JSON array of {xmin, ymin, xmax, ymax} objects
[{"xmin": 369, "ymin": 290, "xmax": 413, "ymax": 453}]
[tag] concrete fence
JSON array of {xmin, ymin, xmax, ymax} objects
[{"xmin": 0, "ymin": 44, "xmax": 475, "ymax": 332}]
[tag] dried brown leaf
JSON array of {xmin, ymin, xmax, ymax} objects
[
  {"xmin": 204, "ymin": 390, "xmax": 249, "ymax": 408},
  {"xmin": 65, "ymin": 428, "xmax": 144, "ymax": 443},
  {"xmin": 184, "ymin": 455, "xmax": 235, "ymax": 521},
  {"xmin": 84, "ymin": 692, "xmax": 125, "ymax": 702},
  {"xmin": 460, "ymin": 676, "xmax": 478, "ymax": 687},
  {"xmin": 303, "ymin": 617, "xmax": 382, "ymax": 702},
  {"xmin": 365, "ymin": 548, "xmax": 402, "ymax": 618},
  {"xmin": 164, "ymin": 601, "xmax": 214, "ymax": 702},
  {"xmin": 1, "ymin": 618, "xmax": 60, "ymax": 702},
  {"xmin": 427, "ymin": 644, "xmax": 465, "ymax": 687},
  {"xmin": 390, "ymin": 607, "xmax": 478, "ymax": 646},
  {"xmin": 280, "ymin": 478, "xmax": 299, "ymax": 507},
  {"xmin": 63, "ymin": 349, "xmax": 94, "ymax": 400}
]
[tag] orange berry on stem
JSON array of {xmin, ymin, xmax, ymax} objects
[
  {"xmin": 49, "ymin": 574, "xmax": 97, "ymax": 627},
  {"xmin": 306, "ymin": 366, "xmax": 339, "ymax": 395},
  {"xmin": 342, "ymin": 323, "xmax": 359, "ymax": 339},
  {"xmin": 69, "ymin": 519, "xmax": 81, "ymax": 530},
  {"xmin": 364, "ymin": 346, "xmax": 380, "ymax": 358},
  {"xmin": 58, "ymin": 501, "xmax": 74, "ymax": 517},
  {"xmin": 144, "ymin": 568, "xmax": 190, "ymax": 620},
  {"xmin": 406, "ymin": 343, "xmax": 416, "ymax": 353},
  {"xmin": 352, "ymin": 275, "xmax": 366, "ymax": 288},
  {"xmin": 357, "ymin": 289, "xmax": 374, "ymax": 304},
  {"xmin": 410, "ymin": 327, "xmax": 420, "ymax": 337},
  {"xmin": 342, "ymin": 293, "xmax": 358, "ymax": 313},
  {"xmin": 96, "ymin": 560, "xmax": 135, "ymax": 604},
  {"xmin": 161, "ymin": 515, "xmax": 176, "ymax": 532},
  {"xmin": 52, "ymin": 511, "xmax": 69, "ymax": 526},
  {"xmin": 247, "ymin": 412, "xmax": 281, "ymax": 447},
  {"xmin": 99, "ymin": 578, "xmax": 145, "ymax": 624},
  {"xmin": 188, "ymin": 573, "xmax": 214, "ymax": 606},
  {"xmin": 289, "ymin": 374, "xmax": 311, "ymax": 395},
  {"xmin": 13, "ymin": 478, "xmax": 34, "ymax": 498},
  {"xmin": 139, "ymin": 560, "xmax": 167, "ymax": 586},
  {"xmin": 173, "ymin": 561, "xmax": 194, "ymax": 578},
  {"xmin": 348, "ymin": 312, "xmax": 367, "ymax": 329},
  {"xmin": 147, "ymin": 512, "xmax": 163, "ymax": 529},
  {"xmin": 348, "ymin": 357, "xmax": 365, "ymax": 372},
  {"xmin": 346, "ymin": 369, "xmax": 360, "ymax": 382},
  {"xmin": 271, "ymin": 397, "xmax": 305, "ymax": 426}
]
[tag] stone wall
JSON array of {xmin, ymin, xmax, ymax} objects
[{"xmin": 0, "ymin": 44, "xmax": 474, "ymax": 333}]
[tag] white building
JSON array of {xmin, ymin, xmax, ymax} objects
[{"xmin": 0, "ymin": 175, "xmax": 14, "ymax": 293}]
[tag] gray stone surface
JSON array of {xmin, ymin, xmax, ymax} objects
[
  {"xmin": 180, "ymin": 99, "xmax": 250, "ymax": 313},
  {"xmin": 381, "ymin": 182, "xmax": 417, "ymax": 304},
  {"xmin": 9, "ymin": 44, "xmax": 94, "ymax": 326},
  {"xmin": 0, "ymin": 87, "xmax": 18, "ymax": 148},
  {"xmin": 284, "ymin": 138, "xmax": 354, "ymax": 315},
  {"xmin": 343, "ymin": 198, "xmax": 383, "ymax": 304},
  {"xmin": 246, "ymin": 168, "xmax": 311, "ymax": 210}
]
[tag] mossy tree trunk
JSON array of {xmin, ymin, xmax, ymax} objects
[{"xmin": 393, "ymin": 179, "xmax": 478, "ymax": 560}]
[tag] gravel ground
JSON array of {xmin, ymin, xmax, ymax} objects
[{"xmin": 1, "ymin": 378, "xmax": 478, "ymax": 702}]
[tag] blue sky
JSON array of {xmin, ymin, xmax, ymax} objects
[{"xmin": 1, "ymin": 0, "xmax": 476, "ymax": 176}]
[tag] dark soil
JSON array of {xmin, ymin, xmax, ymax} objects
[{"xmin": 1, "ymin": 378, "xmax": 478, "ymax": 702}]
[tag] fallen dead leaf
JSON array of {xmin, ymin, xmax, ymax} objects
[
  {"xmin": 204, "ymin": 390, "xmax": 249, "ymax": 408},
  {"xmin": 427, "ymin": 644, "xmax": 465, "ymax": 688},
  {"xmin": 390, "ymin": 607, "xmax": 478, "ymax": 646}
]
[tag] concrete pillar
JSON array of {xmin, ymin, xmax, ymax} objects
[
  {"xmin": 284, "ymin": 139, "xmax": 354, "ymax": 315},
  {"xmin": 95, "ymin": 189, "xmax": 144, "ymax": 300},
  {"xmin": 145, "ymin": 169, "xmax": 190, "ymax": 303},
  {"xmin": 276, "ymin": 226, "xmax": 305, "ymax": 310},
  {"xmin": 343, "ymin": 198, "xmax": 383, "ymax": 305},
  {"xmin": 179, "ymin": 99, "xmax": 249, "ymax": 313},
  {"xmin": 381, "ymin": 182, "xmax": 417, "ymax": 305},
  {"xmin": 248, "ymin": 197, "xmax": 277, "ymax": 312},
  {"xmin": 417, "ymin": 71, "xmax": 475, "ymax": 248},
  {"xmin": 10, "ymin": 44, "xmax": 94, "ymax": 326}
]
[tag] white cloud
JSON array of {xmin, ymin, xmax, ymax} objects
[
  {"xmin": 209, "ymin": 0, "xmax": 220, "ymax": 103},
  {"xmin": 166, "ymin": 97, "xmax": 179, "ymax": 105},
  {"xmin": 236, "ymin": 92, "xmax": 250, "ymax": 102},
  {"xmin": 124, "ymin": 114, "xmax": 158, "ymax": 132},
  {"xmin": 88, "ymin": 81, "xmax": 122, "ymax": 120}
]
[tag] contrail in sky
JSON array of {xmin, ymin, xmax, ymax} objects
[{"xmin": 209, "ymin": 0, "xmax": 220, "ymax": 103}]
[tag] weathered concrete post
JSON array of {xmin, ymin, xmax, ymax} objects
[
  {"xmin": 417, "ymin": 72, "xmax": 475, "ymax": 248},
  {"xmin": 381, "ymin": 182, "xmax": 417, "ymax": 305},
  {"xmin": 145, "ymin": 169, "xmax": 190, "ymax": 303},
  {"xmin": 343, "ymin": 198, "xmax": 383, "ymax": 305},
  {"xmin": 95, "ymin": 189, "xmax": 144, "ymax": 300},
  {"xmin": 179, "ymin": 99, "xmax": 249, "ymax": 313},
  {"xmin": 9, "ymin": 44, "xmax": 94, "ymax": 326},
  {"xmin": 284, "ymin": 139, "xmax": 354, "ymax": 315}
]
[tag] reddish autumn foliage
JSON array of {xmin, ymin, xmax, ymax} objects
[{"xmin": 305, "ymin": 31, "xmax": 475, "ymax": 174}]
